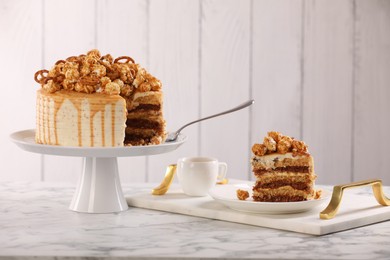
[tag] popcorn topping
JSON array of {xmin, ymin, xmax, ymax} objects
[
  {"xmin": 252, "ymin": 131, "xmax": 309, "ymax": 156},
  {"xmin": 34, "ymin": 49, "xmax": 162, "ymax": 96}
]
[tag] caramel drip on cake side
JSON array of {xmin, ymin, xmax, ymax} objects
[
  {"xmin": 111, "ymin": 103, "xmax": 115, "ymax": 147},
  {"xmin": 43, "ymin": 96, "xmax": 49, "ymax": 144},
  {"xmin": 36, "ymin": 95, "xmax": 40, "ymax": 142},
  {"xmin": 71, "ymin": 99, "xmax": 82, "ymax": 147},
  {"xmin": 53, "ymin": 95, "xmax": 65, "ymax": 145},
  {"xmin": 89, "ymin": 110, "xmax": 95, "ymax": 147},
  {"xmin": 42, "ymin": 96, "xmax": 46, "ymax": 143},
  {"xmin": 101, "ymin": 110, "xmax": 105, "ymax": 146}
]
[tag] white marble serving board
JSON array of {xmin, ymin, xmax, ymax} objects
[{"xmin": 126, "ymin": 185, "xmax": 390, "ymax": 235}]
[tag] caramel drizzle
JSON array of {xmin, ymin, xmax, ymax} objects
[
  {"xmin": 101, "ymin": 110, "xmax": 105, "ymax": 146},
  {"xmin": 89, "ymin": 111, "xmax": 95, "ymax": 147},
  {"xmin": 53, "ymin": 98, "xmax": 62, "ymax": 145},
  {"xmin": 111, "ymin": 103, "xmax": 115, "ymax": 146}
]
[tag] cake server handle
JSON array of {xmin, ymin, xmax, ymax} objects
[{"xmin": 166, "ymin": 99, "xmax": 254, "ymax": 142}]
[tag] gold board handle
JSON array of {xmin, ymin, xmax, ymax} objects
[
  {"xmin": 320, "ymin": 179, "xmax": 390, "ymax": 220},
  {"xmin": 152, "ymin": 164, "xmax": 177, "ymax": 195}
]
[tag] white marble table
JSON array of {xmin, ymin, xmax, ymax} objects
[{"xmin": 0, "ymin": 182, "xmax": 389, "ymax": 260}]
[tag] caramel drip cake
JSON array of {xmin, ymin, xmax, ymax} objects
[
  {"xmin": 34, "ymin": 49, "xmax": 166, "ymax": 147},
  {"xmin": 251, "ymin": 131, "xmax": 317, "ymax": 202}
]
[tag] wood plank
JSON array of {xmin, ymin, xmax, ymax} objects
[
  {"xmin": 0, "ymin": 0, "xmax": 42, "ymax": 181},
  {"xmin": 96, "ymin": 0, "xmax": 148, "ymax": 183},
  {"xmin": 147, "ymin": 0, "xmax": 200, "ymax": 182},
  {"xmin": 42, "ymin": 0, "xmax": 96, "ymax": 183},
  {"xmin": 302, "ymin": 0, "xmax": 354, "ymax": 185},
  {"xmin": 251, "ymin": 0, "xmax": 303, "ymax": 180},
  {"xmin": 200, "ymin": 0, "xmax": 251, "ymax": 180},
  {"xmin": 353, "ymin": 0, "xmax": 390, "ymax": 185}
]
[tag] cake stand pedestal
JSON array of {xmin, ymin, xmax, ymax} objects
[
  {"xmin": 69, "ymin": 157, "xmax": 127, "ymax": 213},
  {"xmin": 10, "ymin": 129, "xmax": 187, "ymax": 213}
]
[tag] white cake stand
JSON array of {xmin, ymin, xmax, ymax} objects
[{"xmin": 10, "ymin": 129, "xmax": 187, "ymax": 214}]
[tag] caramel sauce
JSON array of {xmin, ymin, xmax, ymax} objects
[
  {"xmin": 53, "ymin": 98, "xmax": 62, "ymax": 145},
  {"xmin": 101, "ymin": 110, "xmax": 105, "ymax": 146},
  {"xmin": 111, "ymin": 103, "xmax": 115, "ymax": 146}
]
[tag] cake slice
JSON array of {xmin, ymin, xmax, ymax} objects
[{"xmin": 251, "ymin": 131, "xmax": 317, "ymax": 202}]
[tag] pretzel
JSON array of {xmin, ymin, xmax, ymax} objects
[
  {"xmin": 34, "ymin": 70, "xmax": 49, "ymax": 84},
  {"xmin": 53, "ymin": 75, "xmax": 65, "ymax": 83},
  {"xmin": 43, "ymin": 77, "xmax": 54, "ymax": 84},
  {"xmin": 114, "ymin": 56, "xmax": 135, "ymax": 64},
  {"xmin": 55, "ymin": 60, "xmax": 66, "ymax": 65},
  {"xmin": 66, "ymin": 56, "xmax": 79, "ymax": 62}
]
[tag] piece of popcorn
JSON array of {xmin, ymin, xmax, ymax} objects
[
  {"xmin": 62, "ymin": 79, "xmax": 75, "ymax": 91},
  {"xmin": 277, "ymin": 135, "xmax": 293, "ymax": 154},
  {"xmin": 101, "ymin": 54, "xmax": 113, "ymax": 64},
  {"xmin": 91, "ymin": 64, "xmax": 106, "ymax": 78},
  {"xmin": 138, "ymin": 82, "xmax": 152, "ymax": 92},
  {"xmin": 113, "ymin": 63, "xmax": 131, "ymax": 83},
  {"xmin": 268, "ymin": 131, "xmax": 282, "ymax": 143},
  {"xmin": 104, "ymin": 81, "xmax": 120, "ymax": 95},
  {"xmin": 150, "ymin": 77, "xmax": 162, "ymax": 91},
  {"xmin": 74, "ymin": 82, "xmax": 96, "ymax": 94},
  {"xmin": 252, "ymin": 143, "xmax": 267, "ymax": 156},
  {"xmin": 43, "ymin": 80, "xmax": 61, "ymax": 93},
  {"xmin": 292, "ymin": 139, "xmax": 309, "ymax": 155},
  {"xmin": 120, "ymin": 84, "xmax": 133, "ymax": 97},
  {"xmin": 64, "ymin": 65, "xmax": 80, "ymax": 82},
  {"xmin": 86, "ymin": 49, "xmax": 101, "ymax": 60},
  {"xmin": 113, "ymin": 79, "xmax": 124, "ymax": 88},
  {"xmin": 133, "ymin": 67, "xmax": 147, "ymax": 88},
  {"xmin": 100, "ymin": 76, "xmax": 111, "ymax": 87},
  {"xmin": 80, "ymin": 63, "xmax": 91, "ymax": 77},
  {"xmin": 48, "ymin": 63, "xmax": 64, "ymax": 77},
  {"xmin": 263, "ymin": 136, "xmax": 277, "ymax": 152}
]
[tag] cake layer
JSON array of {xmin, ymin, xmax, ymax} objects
[
  {"xmin": 126, "ymin": 119, "xmax": 164, "ymax": 129},
  {"xmin": 126, "ymin": 91, "xmax": 163, "ymax": 110},
  {"xmin": 125, "ymin": 127, "xmax": 165, "ymax": 137},
  {"xmin": 124, "ymin": 133, "xmax": 166, "ymax": 146},
  {"xmin": 254, "ymin": 172, "xmax": 315, "ymax": 186},
  {"xmin": 253, "ymin": 166, "xmax": 311, "ymax": 175},
  {"xmin": 251, "ymin": 153, "xmax": 313, "ymax": 170},
  {"xmin": 133, "ymin": 91, "xmax": 163, "ymax": 105},
  {"xmin": 36, "ymin": 89, "xmax": 126, "ymax": 147},
  {"xmin": 252, "ymin": 186, "xmax": 315, "ymax": 202}
]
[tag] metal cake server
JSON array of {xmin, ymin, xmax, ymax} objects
[{"xmin": 165, "ymin": 99, "xmax": 255, "ymax": 142}]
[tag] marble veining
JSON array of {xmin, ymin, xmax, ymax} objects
[{"xmin": 0, "ymin": 182, "xmax": 390, "ymax": 259}]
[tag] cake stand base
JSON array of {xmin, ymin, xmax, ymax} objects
[{"xmin": 69, "ymin": 157, "xmax": 128, "ymax": 213}]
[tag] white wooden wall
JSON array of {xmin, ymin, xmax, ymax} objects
[{"xmin": 1, "ymin": 0, "xmax": 389, "ymax": 185}]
